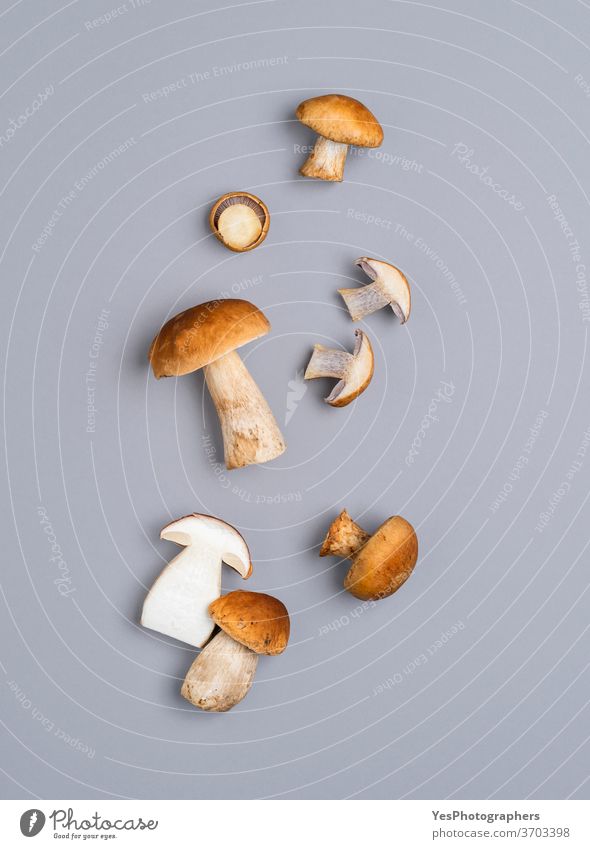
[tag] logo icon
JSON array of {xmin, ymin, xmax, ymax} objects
[
  {"xmin": 20, "ymin": 810, "xmax": 45, "ymax": 837},
  {"xmin": 285, "ymin": 369, "xmax": 307, "ymax": 426}
]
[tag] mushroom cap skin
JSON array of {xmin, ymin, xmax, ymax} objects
[
  {"xmin": 326, "ymin": 330, "xmax": 374, "ymax": 407},
  {"xmin": 344, "ymin": 516, "xmax": 418, "ymax": 601},
  {"xmin": 209, "ymin": 590, "xmax": 290, "ymax": 655},
  {"xmin": 148, "ymin": 299, "xmax": 270, "ymax": 378},
  {"xmin": 296, "ymin": 94, "xmax": 383, "ymax": 148}
]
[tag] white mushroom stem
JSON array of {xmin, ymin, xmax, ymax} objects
[
  {"xmin": 181, "ymin": 630, "xmax": 258, "ymax": 712},
  {"xmin": 300, "ymin": 136, "xmax": 349, "ymax": 182},
  {"xmin": 304, "ymin": 330, "xmax": 374, "ymax": 407},
  {"xmin": 320, "ymin": 510, "xmax": 371, "ymax": 560},
  {"xmin": 204, "ymin": 349, "xmax": 286, "ymax": 470},
  {"xmin": 339, "ymin": 258, "xmax": 411, "ymax": 323},
  {"xmin": 142, "ymin": 544, "xmax": 222, "ymax": 647}
]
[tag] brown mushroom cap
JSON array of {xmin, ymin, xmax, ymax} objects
[
  {"xmin": 296, "ymin": 94, "xmax": 383, "ymax": 148},
  {"xmin": 148, "ymin": 299, "xmax": 270, "ymax": 378},
  {"xmin": 344, "ymin": 516, "xmax": 418, "ymax": 601},
  {"xmin": 209, "ymin": 590, "xmax": 290, "ymax": 655}
]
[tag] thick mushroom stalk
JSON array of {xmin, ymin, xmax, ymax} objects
[
  {"xmin": 339, "ymin": 258, "xmax": 411, "ymax": 324},
  {"xmin": 320, "ymin": 509, "xmax": 371, "ymax": 559},
  {"xmin": 141, "ymin": 514, "xmax": 251, "ymax": 648},
  {"xmin": 181, "ymin": 630, "xmax": 258, "ymax": 712},
  {"xmin": 320, "ymin": 510, "xmax": 418, "ymax": 601},
  {"xmin": 300, "ymin": 136, "xmax": 349, "ymax": 182},
  {"xmin": 304, "ymin": 330, "xmax": 374, "ymax": 407},
  {"xmin": 204, "ymin": 349, "xmax": 286, "ymax": 469}
]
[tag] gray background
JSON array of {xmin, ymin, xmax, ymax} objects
[{"xmin": 0, "ymin": 0, "xmax": 589, "ymax": 800}]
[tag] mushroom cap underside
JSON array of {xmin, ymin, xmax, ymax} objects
[
  {"xmin": 160, "ymin": 513, "xmax": 252, "ymax": 578},
  {"xmin": 209, "ymin": 590, "xmax": 290, "ymax": 655},
  {"xmin": 296, "ymin": 94, "xmax": 383, "ymax": 147},
  {"xmin": 148, "ymin": 298, "xmax": 270, "ymax": 378},
  {"xmin": 344, "ymin": 515, "xmax": 418, "ymax": 601}
]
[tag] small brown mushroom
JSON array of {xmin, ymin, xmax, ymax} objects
[
  {"xmin": 339, "ymin": 257, "xmax": 411, "ymax": 324},
  {"xmin": 209, "ymin": 191, "xmax": 270, "ymax": 252},
  {"xmin": 296, "ymin": 94, "xmax": 383, "ymax": 182},
  {"xmin": 320, "ymin": 509, "xmax": 418, "ymax": 601},
  {"xmin": 304, "ymin": 330, "xmax": 374, "ymax": 407},
  {"xmin": 149, "ymin": 299, "xmax": 286, "ymax": 470},
  {"xmin": 181, "ymin": 591, "xmax": 290, "ymax": 712}
]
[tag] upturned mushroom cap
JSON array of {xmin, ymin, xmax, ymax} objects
[
  {"xmin": 148, "ymin": 299, "xmax": 270, "ymax": 378},
  {"xmin": 296, "ymin": 94, "xmax": 383, "ymax": 148},
  {"xmin": 209, "ymin": 590, "xmax": 290, "ymax": 655},
  {"xmin": 344, "ymin": 516, "xmax": 418, "ymax": 601}
]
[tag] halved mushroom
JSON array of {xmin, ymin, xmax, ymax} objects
[
  {"xmin": 304, "ymin": 330, "xmax": 374, "ymax": 407},
  {"xmin": 296, "ymin": 94, "xmax": 383, "ymax": 182},
  {"xmin": 209, "ymin": 192, "xmax": 270, "ymax": 252},
  {"xmin": 339, "ymin": 257, "xmax": 411, "ymax": 324},
  {"xmin": 149, "ymin": 299, "xmax": 286, "ymax": 470},
  {"xmin": 320, "ymin": 509, "xmax": 418, "ymax": 601},
  {"xmin": 181, "ymin": 591, "xmax": 290, "ymax": 712},
  {"xmin": 141, "ymin": 514, "xmax": 251, "ymax": 648}
]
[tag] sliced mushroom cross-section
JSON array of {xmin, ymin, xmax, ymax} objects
[
  {"xmin": 209, "ymin": 191, "xmax": 270, "ymax": 252},
  {"xmin": 339, "ymin": 257, "xmax": 411, "ymax": 324},
  {"xmin": 304, "ymin": 330, "xmax": 374, "ymax": 407},
  {"xmin": 141, "ymin": 514, "xmax": 251, "ymax": 648}
]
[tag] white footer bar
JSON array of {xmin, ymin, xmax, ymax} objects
[{"xmin": 1, "ymin": 800, "xmax": 588, "ymax": 847}]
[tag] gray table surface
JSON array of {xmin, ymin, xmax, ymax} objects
[{"xmin": 1, "ymin": 0, "xmax": 589, "ymax": 800}]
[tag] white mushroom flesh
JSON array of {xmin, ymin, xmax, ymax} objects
[
  {"xmin": 141, "ymin": 515, "xmax": 250, "ymax": 648},
  {"xmin": 217, "ymin": 204, "xmax": 262, "ymax": 250}
]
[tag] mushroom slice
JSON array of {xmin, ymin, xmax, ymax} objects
[
  {"xmin": 141, "ymin": 514, "xmax": 251, "ymax": 649},
  {"xmin": 209, "ymin": 192, "xmax": 270, "ymax": 252},
  {"xmin": 181, "ymin": 630, "xmax": 258, "ymax": 712},
  {"xmin": 304, "ymin": 330, "xmax": 374, "ymax": 407},
  {"xmin": 339, "ymin": 258, "xmax": 411, "ymax": 324}
]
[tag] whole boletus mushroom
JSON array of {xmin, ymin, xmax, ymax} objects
[
  {"xmin": 296, "ymin": 94, "xmax": 383, "ymax": 181},
  {"xmin": 181, "ymin": 590, "xmax": 290, "ymax": 712},
  {"xmin": 149, "ymin": 298, "xmax": 286, "ymax": 470},
  {"xmin": 320, "ymin": 509, "xmax": 418, "ymax": 601}
]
